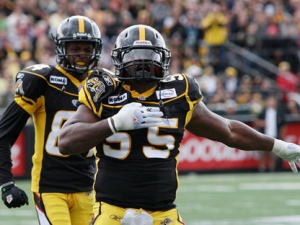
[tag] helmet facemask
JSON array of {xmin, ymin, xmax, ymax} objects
[
  {"xmin": 112, "ymin": 45, "xmax": 171, "ymax": 82},
  {"xmin": 55, "ymin": 40, "xmax": 101, "ymax": 75}
]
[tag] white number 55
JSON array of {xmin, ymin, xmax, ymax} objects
[{"xmin": 103, "ymin": 118, "xmax": 177, "ymax": 159}]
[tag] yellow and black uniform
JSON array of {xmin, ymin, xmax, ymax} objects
[
  {"xmin": 79, "ymin": 72, "xmax": 202, "ymax": 224},
  {"xmin": 16, "ymin": 64, "xmax": 96, "ymax": 192},
  {"xmin": 0, "ymin": 64, "xmax": 110, "ymax": 225}
]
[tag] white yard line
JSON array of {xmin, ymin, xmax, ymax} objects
[
  {"xmin": 179, "ymin": 182, "xmax": 300, "ymax": 192},
  {"xmin": 185, "ymin": 215, "xmax": 300, "ymax": 225},
  {"xmin": 0, "ymin": 209, "xmax": 35, "ymax": 216},
  {"xmin": 0, "ymin": 222, "xmax": 38, "ymax": 225},
  {"xmin": 0, "ymin": 209, "xmax": 38, "ymax": 225},
  {"xmin": 239, "ymin": 182, "xmax": 300, "ymax": 190}
]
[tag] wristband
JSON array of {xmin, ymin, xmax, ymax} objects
[
  {"xmin": 0, "ymin": 181, "xmax": 14, "ymax": 190},
  {"xmin": 108, "ymin": 117, "xmax": 117, "ymax": 134},
  {"xmin": 271, "ymin": 139, "xmax": 284, "ymax": 154}
]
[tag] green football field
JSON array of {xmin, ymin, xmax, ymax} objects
[{"xmin": 1, "ymin": 172, "xmax": 300, "ymax": 225}]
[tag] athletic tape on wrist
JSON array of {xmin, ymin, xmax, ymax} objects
[
  {"xmin": 108, "ymin": 117, "xmax": 117, "ymax": 133},
  {"xmin": 272, "ymin": 139, "xmax": 283, "ymax": 153}
]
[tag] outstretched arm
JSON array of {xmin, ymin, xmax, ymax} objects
[
  {"xmin": 187, "ymin": 102, "xmax": 300, "ymax": 172},
  {"xmin": 186, "ymin": 102, "xmax": 274, "ymax": 151}
]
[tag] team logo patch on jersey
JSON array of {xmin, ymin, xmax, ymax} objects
[
  {"xmin": 87, "ymin": 77, "xmax": 105, "ymax": 102},
  {"xmin": 50, "ymin": 76, "xmax": 67, "ymax": 85},
  {"xmin": 108, "ymin": 93, "xmax": 127, "ymax": 104},
  {"xmin": 16, "ymin": 79, "xmax": 25, "ymax": 95},
  {"xmin": 103, "ymin": 75, "xmax": 113, "ymax": 86},
  {"xmin": 156, "ymin": 88, "xmax": 177, "ymax": 99},
  {"xmin": 16, "ymin": 72, "xmax": 25, "ymax": 79}
]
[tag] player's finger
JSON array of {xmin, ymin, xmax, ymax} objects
[
  {"xmin": 146, "ymin": 107, "xmax": 161, "ymax": 112},
  {"xmin": 288, "ymin": 161, "xmax": 298, "ymax": 173},
  {"xmin": 295, "ymin": 158, "xmax": 300, "ymax": 168},
  {"xmin": 147, "ymin": 111, "xmax": 163, "ymax": 118}
]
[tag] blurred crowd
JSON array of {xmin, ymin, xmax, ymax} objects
[{"xmin": 1, "ymin": 0, "xmax": 300, "ymax": 121}]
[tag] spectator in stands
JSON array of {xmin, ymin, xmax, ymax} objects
[
  {"xmin": 183, "ymin": 11, "xmax": 202, "ymax": 52},
  {"xmin": 249, "ymin": 92, "xmax": 264, "ymax": 116},
  {"xmin": 200, "ymin": 2, "xmax": 228, "ymax": 73},
  {"xmin": 235, "ymin": 74, "xmax": 253, "ymax": 105},
  {"xmin": 185, "ymin": 64, "xmax": 202, "ymax": 84},
  {"xmin": 222, "ymin": 66, "xmax": 238, "ymax": 97},
  {"xmin": 163, "ymin": 3, "xmax": 187, "ymax": 42},
  {"xmin": 276, "ymin": 61, "xmax": 299, "ymax": 101},
  {"xmin": 256, "ymin": 77, "xmax": 278, "ymax": 100},
  {"xmin": 0, "ymin": 0, "xmax": 300, "ymax": 120},
  {"xmin": 224, "ymin": 99, "xmax": 238, "ymax": 116},
  {"xmin": 0, "ymin": 76, "xmax": 9, "ymax": 108},
  {"xmin": 150, "ymin": 0, "xmax": 172, "ymax": 32},
  {"xmin": 254, "ymin": 95, "xmax": 285, "ymax": 172},
  {"xmin": 285, "ymin": 97, "xmax": 300, "ymax": 117},
  {"xmin": 198, "ymin": 65, "xmax": 218, "ymax": 99},
  {"xmin": 136, "ymin": 9, "xmax": 151, "ymax": 26},
  {"xmin": 5, "ymin": 2, "xmax": 32, "ymax": 57}
]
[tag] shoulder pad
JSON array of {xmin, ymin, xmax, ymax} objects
[
  {"xmin": 161, "ymin": 73, "xmax": 185, "ymax": 82},
  {"xmin": 92, "ymin": 67, "xmax": 114, "ymax": 76},
  {"xmin": 102, "ymin": 68, "xmax": 114, "ymax": 76},
  {"xmin": 16, "ymin": 64, "xmax": 54, "ymax": 82},
  {"xmin": 21, "ymin": 64, "xmax": 53, "ymax": 74}
]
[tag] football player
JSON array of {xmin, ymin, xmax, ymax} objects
[
  {"xmin": 58, "ymin": 25, "xmax": 300, "ymax": 225},
  {"xmin": 0, "ymin": 15, "xmax": 111, "ymax": 225}
]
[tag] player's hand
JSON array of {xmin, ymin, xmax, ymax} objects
[
  {"xmin": 1, "ymin": 182, "xmax": 29, "ymax": 208},
  {"xmin": 272, "ymin": 139, "xmax": 300, "ymax": 173},
  {"xmin": 109, "ymin": 102, "xmax": 163, "ymax": 133}
]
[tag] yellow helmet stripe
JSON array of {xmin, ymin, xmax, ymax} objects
[
  {"xmin": 139, "ymin": 26, "xmax": 145, "ymax": 40},
  {"xmin": 78, "ymin": 17, "xmax": 85, "ymax": 33}
]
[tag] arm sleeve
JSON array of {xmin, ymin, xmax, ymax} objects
[{"xmin": 0, "ymin": 101, "xmax": 30, "ymax": 185}]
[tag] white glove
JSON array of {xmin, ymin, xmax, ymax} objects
[
  {"xmin": 121, "ymin": 208, "xmax": 153, "ymax": 225},
  {"xmin": 272, "ymin": 139, "xmax": 300, "ymax": 173},
  {"xmin": 108, "ymin": 102, "xmax": 163, "ymax": 133}
]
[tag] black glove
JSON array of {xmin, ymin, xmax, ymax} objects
[{"xmin": 1, "ymin": 182, "xmax": 29, "ymax": 208}]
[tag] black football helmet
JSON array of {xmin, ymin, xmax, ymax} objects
[
  {"xmin": 111, "ymin": 24, "xmax": 171, "ymax": 81},
  {"xmin": 52, "ymin": 15, "xmax": 102, "ymax": 75}
]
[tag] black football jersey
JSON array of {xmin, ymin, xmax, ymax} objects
[
  {"xmin": 14, "ymin": 64, "xmax": 109, "ymax": 193},
  {"xmin": 79, "ymin": 72, "xmax": 203, "ymax": 210}
]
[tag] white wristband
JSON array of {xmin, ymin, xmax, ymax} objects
[
  {"xmin": 272, "ymin": 139, "xmax": 284, "ymax": 154},
  {"xmin": 108, "ymin": 117, "xmax": 116, "ymax": 134},
  {"xmin": 0, "ymin": 181, "xmax": 14, "ymax": 189}
]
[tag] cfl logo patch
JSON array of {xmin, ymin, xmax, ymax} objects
[{"xmin": 6, "ymin": 194, "xmax": 13, "ymax": 203}]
